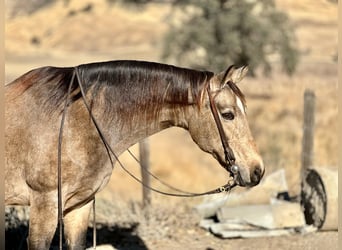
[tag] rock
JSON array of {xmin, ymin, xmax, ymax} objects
[{"xmin": 86, "ymin": 244, "xmax": 116, "ymax": 250}]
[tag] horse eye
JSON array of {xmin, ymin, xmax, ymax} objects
[{"xmin": 221, "ymin": 111, "xmax": 235, "ymax": 120}]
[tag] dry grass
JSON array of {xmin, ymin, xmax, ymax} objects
[
  {"xmin": 5, "ymin": 0, "xmax": 169, "ymax": 56},
  {"xmin": 243, "ymin": 64, "xmax": 338, "ymax": 194}
]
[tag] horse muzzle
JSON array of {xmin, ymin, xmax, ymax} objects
[{"xmin": 229, "ymin": 161, "xmax": 264, "ymax": 187}]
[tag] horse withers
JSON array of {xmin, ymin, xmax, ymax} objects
[{"xmin": 5, "ymin": 60, "xmax": 264, "ymax": 249}]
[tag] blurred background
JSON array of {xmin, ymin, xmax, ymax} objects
[{"xmin": 5, "ymin": 0, "xmax": 338, "ymax": 249}]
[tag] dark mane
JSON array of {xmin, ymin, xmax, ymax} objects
[
  {"xmin": 18, "ymin": 61, "xmax": 214, "ymax": 125},
  {"xmin": 8, "ymin": 66, "xmax": 76, "ymax": 112},
  {"xmin": 76, "ymin": 61, "xmax": 214, "ymax": 124},
  {"xmin": 12, "ymin": 61, "xmax": 249, "ymax": 124},
  {"xmin": 76, "ymin": 60, "xmax": 214, "ymax": 108}
]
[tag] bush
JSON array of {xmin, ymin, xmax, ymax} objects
[{"xmin": 162, "ymin": 0, "xmax": 299, "ymax": 76}]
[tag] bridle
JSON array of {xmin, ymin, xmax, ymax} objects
[
  {"xmin": 206, "ymin": 82, "xmax": 239, "ymax": 177},
  {"xmin": 56, "ymin": 67, "xmax": 239, "ymax": 248}
]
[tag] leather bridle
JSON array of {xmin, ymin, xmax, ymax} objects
[{"xmin": 206, "ymin": 83, "xmax": 238, "ymax": 177}]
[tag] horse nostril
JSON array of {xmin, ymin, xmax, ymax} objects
[{"xmin": 251, "ymin": 165, "xmax": 263, "ymax": 184}]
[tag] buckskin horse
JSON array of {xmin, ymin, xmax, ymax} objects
[{"xmin": 5, "ymin": 60, "xmax": 264, "ymax": 249}]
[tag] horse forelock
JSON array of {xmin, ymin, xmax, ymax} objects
[{"xmin": 226, "ymin": 80, "xmax": 247, "ymax": 109}]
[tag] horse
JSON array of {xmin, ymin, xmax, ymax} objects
[{"xmin": 5, "ymin": 60, "xmax": 264, "ymax": 249}]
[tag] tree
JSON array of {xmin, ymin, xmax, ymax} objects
[{"xmin": 162, "ymin": 0, "xmax": 299, "ymax": 76}]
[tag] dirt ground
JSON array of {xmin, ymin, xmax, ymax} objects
[
  {"xmin": 90, "ymin": 197, "xmax": 338, "ymax": 250},
  {"xmin": 5, "ymin": 0, "xmax": 338, "ymax": 249},
  {"xmin": 5, "ymin": 199, "xmax": 338, "ymax": 250}
]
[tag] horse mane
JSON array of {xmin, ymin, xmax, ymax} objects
[
  {"xmin": 12, "ymin": 60, "xmax": 245, "ymax": 125},
  {"xmin": 13, "ymin": 61, "xmax": 212, "ymax": 122},
  {"xmin": 76, "ymin": 60, "xmax": 216, "ymax": 126},
  {"xmin": 76, "ymin": 60, "xmax": 214, "ymax": 108}
]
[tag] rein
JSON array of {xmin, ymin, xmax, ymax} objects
[
  {"xmin": 57, "ymin": 71, "xmax": 75, "ymax": 250},
  {"xmin": 56, "ymin": 66, "xmax": 238, "ymax": 248},
  {"xmin": 73, "ymin": 67, "xmax": 236, "ymax": 196}
]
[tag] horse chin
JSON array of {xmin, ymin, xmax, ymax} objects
[
  {"xmin": 234, "ymin": 173, "xmax": 246, "ymax": 187},
  {"xmin": 234, "ymin": 172, "xmax": 259, "ymax": 188}
]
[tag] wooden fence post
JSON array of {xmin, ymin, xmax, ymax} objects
[
  {"xmin": 139, "ymin": 139, "xmax": 151, "ymax": 209},
  {"xmin": 300, "ymin": 89, "xmax": 327, "ymax": 229},
  {"xmin": 301, "ymin": 89, "xmax": 316, "ymax": 178}
]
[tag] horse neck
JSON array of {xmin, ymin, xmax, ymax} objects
[{"xmin": 91, "ymin": 95, "xmax": 192, "ymax": 156}]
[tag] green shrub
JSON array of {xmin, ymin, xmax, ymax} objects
[{"xmin": 162, "ymin": 0, "xmax": 299, "ymax": 76}]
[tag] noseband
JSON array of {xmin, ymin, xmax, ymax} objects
[{"xmin": 206, "ymin": 83, "xmax": 238, "ymax": 177}]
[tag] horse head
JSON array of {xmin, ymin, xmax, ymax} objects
[{"xmin": 187, "ymin": 65, "xmax": 264, "ymax": 187}]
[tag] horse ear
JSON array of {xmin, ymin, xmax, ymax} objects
[
  {"xmin": 229, "ymin": 65, "xmax": 248, "ymax": 84},
  {"xmin": 212, "ymin": 65, "xmax": 248, "ymax": 90}
]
